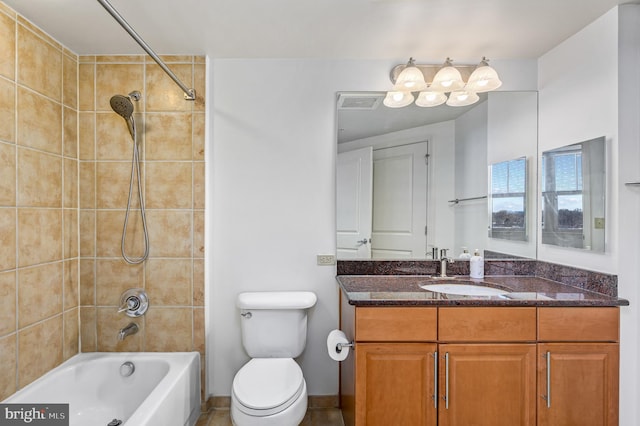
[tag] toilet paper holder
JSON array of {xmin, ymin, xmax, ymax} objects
[{"xmin": 336, "ymin": 341, "xmax": 354, "ymax": 354}]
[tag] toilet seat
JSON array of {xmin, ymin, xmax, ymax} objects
[{"xmin": 232, "ymin": 358, "xmax": 304, "ymax": 417}]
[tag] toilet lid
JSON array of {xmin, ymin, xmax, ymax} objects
[{"xmin": 233, "ymin": 358, "xmax": 304, "ymax": 415}]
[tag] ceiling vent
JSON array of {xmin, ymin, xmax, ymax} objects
[{"xmin": 337, "ymin": 93, "xmax": 383, "ymax": 110}]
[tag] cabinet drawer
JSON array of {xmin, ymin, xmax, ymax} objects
[
  {"xmin": 439, "ymin": 307, "xmax": 537, "ymax": 342},
  {"xmin": 538, "ymin": 307, "xmax": 619, "ymax": 342},
  {"xmin": 355, "ymin": 307, "xmax": 437, "ymax": 342}
]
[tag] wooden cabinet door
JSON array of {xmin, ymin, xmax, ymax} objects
[
  {"xmin": 438, "ymin": 344, "xmax": 537, "ymax": 426},
  {"xmin": 538, "ymin": 343, "xmax": 619, "ymax": 426},
  {"xmin": 355, "ymin": 343, "xmax": 437, "ymax": 426}
]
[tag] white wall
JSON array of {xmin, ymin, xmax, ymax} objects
[
  {"xmin": 207, "ymin": 58, "xmax": 537, "ymax": 397},
  {"xmin": 537, "ymin": 6, "xmax": 640, "ymax": 424},
  {"xmin": 454, "ymin": 101, "xmax": 488, "ymax": 254}
]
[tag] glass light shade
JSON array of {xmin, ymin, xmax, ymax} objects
[
  {"xmin": 430, "ymin": 66, "xmax": 465, "ymax": 92},
  {"xmin": 415, "ymin": 91, "xmax": 447, "ymax": 107},
  {"xmin": 393, "ymin": 65, "xmax": 428, "ymax": 92},
  {"xmin": 446, "ymin": 90, "xmax": 480, "ymax": 107},
  {"xmin": 383, "ymin": 91, "xmax": 415, "ymax": 108},
  {"xmin": 466, "ymin": 64, "xmax": 502, "ymax": 92}
]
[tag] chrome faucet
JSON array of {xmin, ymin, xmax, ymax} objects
[
  {"xmin": 439, "ymin": 249, "xmax": 454, "ymax": 278},
  {"xmin": 118, "ymin": 322, "xmax": 139, "ymax": 341}
]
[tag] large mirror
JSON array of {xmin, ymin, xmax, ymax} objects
[
  {"xmin": 336, "ymin": 91, "xmax": 538, "ymax": 260},
  {"xmin": 541, "ymin": 136, "xmax": 606, "ymax": 251}
]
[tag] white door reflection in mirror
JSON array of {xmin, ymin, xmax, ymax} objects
[
  {"xmin": 371, "ymin": 142, "xmax": 428, "ymax": 258},
  {"xmin": 336, "ymin": 147, "xmax": 372, "ymax": 259}
]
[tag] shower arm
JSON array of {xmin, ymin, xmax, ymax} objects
[{"xmin": 96, "ymin": 0, "xmax": 196, "ymax": 101}]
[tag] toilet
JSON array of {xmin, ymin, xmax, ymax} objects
[{"xmin": 231, "ymin": 291, "xmax": 317, "ymax": 426}]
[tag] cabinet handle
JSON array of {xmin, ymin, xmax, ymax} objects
[
  {"xmin": 431, "ymin": 351, "xmax": 438, "ymax": 409},
  {"xmin": 443, "ymin": 352, "xmax": 450, "ymax": 409},
  {"xmin": 542, "ymin": 351, "xmax": 551, "ymax": 408}
]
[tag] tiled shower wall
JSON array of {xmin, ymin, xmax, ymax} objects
[
  {"xmin": 77, "ymin": 53, "xmax": 206, "ymax": 365},
  {"xmin": 0, "ymin": 1, "xmax": 206, "ymax": 400},
  {"xmin": 0, "ymin": 2, "xmax": 80, "ymax": 400}
]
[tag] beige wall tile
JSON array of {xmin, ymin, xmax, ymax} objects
[
  {"xmin": 17, "ymin": 262, "xmax": 63, "ymax": 328},
  {"xmin": 79, "ymin": 259, "xmax": 95, "ymax": 305},
  {"xmin": 96, "ymin": 112, "xmax": 136, "ymax": 160},
  {"xmin": 96, "ymin": 55, "xmax": 144, "ymax": 64},
  {"xmin": 80, "ymin": 306, "xmax": 96, "ymax": 352},
  {"xmin": 0, "ymin": 208, "xmax": 16, "ymax": 271},
  {"xmin": 95, "ymin": 259, "xmax": 144, "ymax": 306},
  {"xmin": 147, "ymin": 210, "xmax": 192, "ymax": 257},
  {"xmin": 96, "ymin": 209, "xmax": 145, "ymax": 258},
  {"xmin": 146, "ymin": 64, "xmax": 192, "ymax": 112},
  {"xmin": 18, "ymin": 315, "xmax": 63, "ymax": 388},
  {"xmin": 96, "ymin": 307, "xmax": 143, "ymax": 351},
  {"xmin": 193, "ymin": 259, "xmax": 204, "ymax": 306},
  {"xmin": 63, "ymin": 308, "xmax": 79, "ymax": 361},
  {"xmin": 64, "ymin": 157, "xmax": 78, "ymax": 208},
  {"xmin": 17, "ymin": 208, "xmax": 63, "ymax": 267},
  {"xmin": 79, "ymin": 112, "xmax": 95, "ymax": 160},
  {"xmin": 64, "ymin": 259, "xmax": 79, "ymax": 310},
  {"xmin": 0, "ymin": 333, "xmax": 17, "ymax": 400},
  {"xmin": 63, "ymin": 53, "xmax": 77, "ymax": 109},
  {"xmin": 194, "ymin": 161, "xmax": 205, "ymax": 209},
  {"xmin": 0, "ymin": 78, "xmax": 15, "ymax": 143},
  {"xmin": 145, "ymin": 307, "xmax": 192, "ymax": 352},
  {"xmin": 79, "ymin": 210, "xmax": 95, "ymax": 257},
  {"xmin": 194, "ymin": 211, "xmax": 205, "ymax": 258},
  {"xmin": 64, "ymin": 208, "xmax": 78, "ymax": 259},
  {"xmin": 0, "ymin": 270, "xmax": 16, "ymax": 336},
  {"xmin": 193, "ymin": 63, "xmax": 206, "ymax": 112},
  {"xmin": 63, "ymin": 107, "xmax": 78, "ymax": 159},
  {"xmin": 17, "ymin": 148, "xmax": 62, "ymax": 207},
  {"xmin": 79, "ymin": 161, "xmax": 95, "ymax": 209},
  {"xmin": 17, "ymin": 17, "xmax": 59, "ymax": 50},
  {"xmin": 78, "ymin": 63, "xmax": 95, "ymax": 112},
  {"xmin": 145, "ymin": 113, "xmax": 192, "ymax": 160},
  {"xmin": 0, "ymin": 11, "xmax": 16, "ymax": 80},
  {"xmin": 0, "ymin": 142, "xmax": 16, "ymax": 205},
  {"xmin": 193, "ymin": 113, "xmax": 205, "ymax": 160},
  {"xmin": 95, "ymin": 64, "xmax": 144, "ymax": 112},
  {"xmin": 17, "ymin": 88, "xmax": 62, "ymax": 154},
  {"xmin": 146, "ymin": 259, "xmax": 192, "ymax": 306},
  {"xmin": 193, "ymin": 307, "xmax": 205, "ymax": 353},
  {"xmin": 96, "ymin": 161, "xmax": 140, "ymax": 209},
  {"xmin": 17, "ymin": 25, "xmax": 61, "ymax": 101},
  {"xmin": 146, "ymin": 161, "xmax": 192, "ymax": 209}
]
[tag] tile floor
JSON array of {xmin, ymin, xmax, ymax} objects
[{"xmin": 196, "ymin": 407, "xmax": 345, "ymax": 426}]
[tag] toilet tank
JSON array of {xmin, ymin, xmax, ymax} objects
[{"xmin": 237, "ymin": 291, "xmax": 317, "ymax": 358}]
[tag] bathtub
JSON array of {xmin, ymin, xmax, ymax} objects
[{"xmin": 3, "ymin": 352, "xmax": 201, "ymax": 426}]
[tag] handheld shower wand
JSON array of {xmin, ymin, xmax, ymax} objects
[{"xmin": 109, "ymin": 91, "xmax": 149, "ymax": 264}]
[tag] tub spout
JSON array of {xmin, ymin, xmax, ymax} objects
[{"xmin": 118, "ymin": 322, "xmax": 139, "ymax": 341}]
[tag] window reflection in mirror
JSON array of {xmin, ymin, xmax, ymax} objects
[
  {"xmin": 541, "ymin": 136, "xmax": 605, "ymax": 251},
  {"xmin": 489, "ymin": 157, "xmax": 527, "ymax": 241}
]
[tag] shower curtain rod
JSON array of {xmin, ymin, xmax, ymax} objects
[{"xmin": 96, "ymin": 0, "xmax": 196, "ymax": 101}]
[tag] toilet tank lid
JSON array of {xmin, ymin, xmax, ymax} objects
[{"xmin": 237, "ymin": 291, "xmax": 317, "ymax": 310}]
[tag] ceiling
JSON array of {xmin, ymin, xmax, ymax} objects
[{"xmin": 2, "ymin": 0, "xmax": 629, "ymax": 59}]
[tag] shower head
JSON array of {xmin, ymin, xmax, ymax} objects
[{"xmin": 110, "ymin": 91, "xmax": 141, "ymax": 140}]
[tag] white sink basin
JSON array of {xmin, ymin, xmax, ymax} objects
[{"xmin": 420, "ymin": 283, "xmax": 509, "ymax": 296}]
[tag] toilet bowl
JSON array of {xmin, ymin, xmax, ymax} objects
[
  {"xmin": 231, "ymin": 358, "xmax": 307, "ymax": 426},
  {"xmin": 230, "ymin": 291, "xmax": 317, "ymax": 426}
]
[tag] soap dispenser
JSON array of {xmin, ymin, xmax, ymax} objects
[
  {"xmin": 470, "ymin": 249, "xmax": 484, "ymax": 279},
  {"xmin": 459, "ymin": 247, "xmax": 472, "ymax": 259}
]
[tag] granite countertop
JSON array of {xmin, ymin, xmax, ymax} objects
[{"xmin": 337, "ymin": 275, "xmax": 630, "ymax": 307}]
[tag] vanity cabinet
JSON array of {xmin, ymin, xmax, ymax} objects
[
  {"xmin": 537, "ymin": 307, "xmax": 620, "ymax": 426},
  {"xmin": 339, "ymin": 300, "xmax": 620, "ymax": 426}
]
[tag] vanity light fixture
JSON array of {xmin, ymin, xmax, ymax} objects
[{"xmin": 386, "ymin": 57, "xmax": 502, "ymax": 108}]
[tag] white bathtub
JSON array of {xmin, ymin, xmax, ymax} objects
[{"xmin": 3, "ymin": 352, "xmax": 201, "ymax": 426}]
